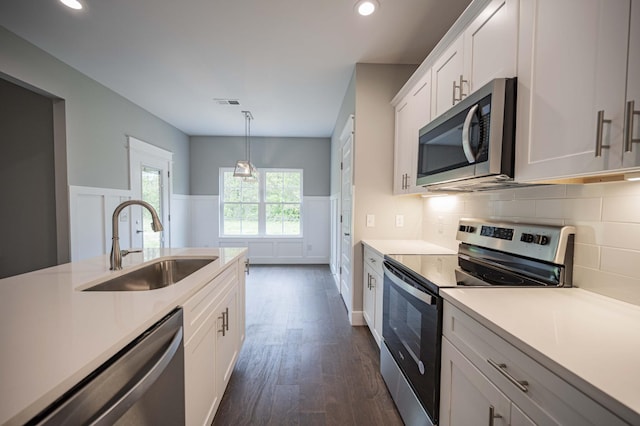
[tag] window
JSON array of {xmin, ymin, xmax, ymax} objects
[{"xmin": 220, "ymin": 168, "xmax": 302, "ymax": 237}]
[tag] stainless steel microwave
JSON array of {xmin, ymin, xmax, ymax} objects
[{"xmin": 416, "ymin": 78, "xmax": 516, "ymax": 190}]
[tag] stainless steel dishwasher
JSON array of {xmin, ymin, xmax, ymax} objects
[{"xmin": 27, "ymin": 308, "xmax": 185, "ymax": 425}]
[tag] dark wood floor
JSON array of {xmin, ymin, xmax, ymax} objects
[{"xmin": 212, "ymin": 265, "xmax": 403, "ymax": 426}]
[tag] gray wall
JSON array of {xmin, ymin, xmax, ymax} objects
[
  {"xmin": 190, "ymin": 136, "xmax": 331, "ymax": 196},
  {"xmin": 0, "ymin": 26, "xmax": 190, "ymax": 194},
  {"xmin": 0, "ymin": 78, "xmax": 58, "ymax": 278}
]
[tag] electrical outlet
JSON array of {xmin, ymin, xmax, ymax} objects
[
  {"xmin": 395, "ymin": 214, "xmax": 404, "ymax": 227},
  {"xmin": 366, "ymin": 214, "xmax": 375, "ymax": 227}
]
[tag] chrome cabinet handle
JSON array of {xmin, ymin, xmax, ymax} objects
[
  {"xmin": 219, "ymin": 309, "xmax": 228, "ymax": 336},
  {"xmin": 453, "ymin": 74, "xmax": 468, "ymax": 104},
  {"xmin": 224, "ymin": 307, "xmax": 229, "ymax": 332},
  {"xmin": 595, "ymin": 110, "xmax": 612, "ymax": 157},
  {"xmin": 462, "ymin": 104, "xmax": 480, "ymax": 163},
  {"xmin": 624, "ymin": 100, "xmax": 640, "ymax": 152},
  {"xmin": 487, "ymin": 358, "xmax": 529, "ymax": 392},
  {"xmin": 244, "ymin": 259, "xmax": 250, "ymax": 275},
  {"xmin": 369, "ymin": 258, "xmax": 376, "ymax": 263},
  {"xmin": 488, "ymin": 405, "xmax": 502, "ymax": 426},
  {"xmin": 367, "ymin": 273, "xmax": 371, "ymax": 290},
  {"xmin": 452, "ymin": 80, "xmax": 457, "ymax": 105}
]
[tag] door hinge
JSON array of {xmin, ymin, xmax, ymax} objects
[
  {"xmin": 167, "ymin": 171, "xmax": 170, "ymax": 178},
  {"xmin": 340, "ymin": 162, "xmax": 343, "ymax": 170},
  {"xmin": 168, "ymin": 214, "xmax": 171, "ymax": 221},
  {"xmin": 340, "ymin": 214, "xmax": 343, "ymax": 223}
]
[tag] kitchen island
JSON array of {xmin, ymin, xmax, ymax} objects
[{"xmin": 0, "ymin": 247, "xmax": 246, "ymax": 425}]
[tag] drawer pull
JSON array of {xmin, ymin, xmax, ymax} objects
[
  {"xmin": 595, "ymin": 110, "xmax": 612, "ymax": 157},
  {"xmin": 489, "ymin": 405, "xmax": 502, "ymax": 426},
  {"xmin": 487, "ymin": 358, "xmax": 529, "ymax": 392}
]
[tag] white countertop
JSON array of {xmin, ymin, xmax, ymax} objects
[
  {"xmin": 362, "ymin": 239, "xmax": 456, "ymax": 256},
  {"xmin": 0, "ymin": 247, "xmax": 246, "ymax": 426},
  {"xmin": 441, "ymin": 287, "xmax": 640, "ymax": 425}
]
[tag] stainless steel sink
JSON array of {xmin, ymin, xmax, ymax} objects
[{"xmin": 83, "ymin": 257, "xmax": 217, "ymax": 291}]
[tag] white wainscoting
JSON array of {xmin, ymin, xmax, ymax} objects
[
  {"xmin": 192, "ymin": 196, "xmax": 331, "ymax": 264},
  {"xmin": 68, "ymin": 189, "xmax": 330, "ymax": 264},
  {"xmin": 170, "ymin": 194, "xmax": 191, "ymax": 248},
  {"xmin": 69, "ymin": 186, "xmax": 192, "ymax": 261},
  {"xmin": 69, "ymin": 186, "xmax": 132, "ymax": 261}
]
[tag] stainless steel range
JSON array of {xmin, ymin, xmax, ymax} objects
[{"xmin": 380, "ymin": 218, "xmax": 575, "ymax": 426}]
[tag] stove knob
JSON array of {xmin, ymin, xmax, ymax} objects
[
  {"xmin": 535, "ymin": 235, "xmax": 550, "ymax": 245},
  {"xmin": 520, "ymin": 233, "xmax": 534, "ymax": 243}
]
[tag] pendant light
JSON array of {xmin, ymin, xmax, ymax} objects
[{"xmin": 234, "ymin": 110, "xmax": 258, "ymax": 180}]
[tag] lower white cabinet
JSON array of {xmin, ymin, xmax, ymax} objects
[
  {"xmin": 183, "ymin": 258, "xmax": 246, "ymax": 426},
  {"xmin": 362, "ymin": 246, "xmax": 383, "ymax": 346},
  {"xmin": 441, "ymin": 337, "xmax": 535, "ymax": 426},
  {"xmin": 440, "ymin": 301, "xmax": 626, "ymax": 426}
]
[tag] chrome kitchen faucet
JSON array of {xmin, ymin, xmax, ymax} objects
[{"xmin": 110, "ymin": 200, "xmax": 163, "ymax": 270}]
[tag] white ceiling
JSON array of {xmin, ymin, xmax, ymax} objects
[{"xmin": 0, "ymin": 0, "xmax": 472, "ymax": 137}]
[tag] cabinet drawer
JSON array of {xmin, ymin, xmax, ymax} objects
[
  {"xmin": 363, "ymin": 246, "xmax": 383, "ymax": 277},
  {"xmin": 443, "ymin": 302, "xmax": 625, "ymax": 426},
  {"xmin": 183, "ymin": 265, "xmax": 237, "ymax": 344}
]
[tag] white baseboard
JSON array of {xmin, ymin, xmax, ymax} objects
[{"xmin": 350, "ymin": 310, "xmax": 366, "ymax": 326}]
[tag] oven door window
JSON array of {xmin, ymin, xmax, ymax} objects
[{"xmin": 383, "ymin": 272, "xmax": 442, "ymax": 422}]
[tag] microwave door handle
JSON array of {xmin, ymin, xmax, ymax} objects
[{"xmin": 462, "ymin": 104, "xmax": 479, "ymax": 163}]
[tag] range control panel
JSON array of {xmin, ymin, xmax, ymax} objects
[{"xmin": 457, "ymin": 218, "xmax": 575, "ymax": 264}]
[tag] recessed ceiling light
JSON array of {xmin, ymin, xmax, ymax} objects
[
  {"xmin": 355, "ymin": 0, "xmax": 378, "ymax": 16},
  {"xmin": 60, "ymin": 0, "xmax": 83, "ymax": 10}
]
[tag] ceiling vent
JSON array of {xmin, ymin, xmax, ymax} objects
[{"xmin": 214, "ymin": 98, "xmax": 240, "ymax": 105}]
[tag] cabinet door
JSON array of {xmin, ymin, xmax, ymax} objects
[
  {"xmin": 463, "ymin": 0, "xmax": 518, "ymax": 91},
  {"xmin": 216, "ymin": 284, "xmax": 240, "ymax": 399},
  {"xmin": 440, "ymin": 338, "xmax": 510, "ymax": 426},
  {"xmin": 393, "ymin": 97, "xmax": 413, "ymax": 194},
  {"xmin": 623, "ymin": 0, "xmax": 640, "ymax": 168},
  {"xmin": 515, "ymin": 0, "xmax": 630, "ymax": 182},
  {"xmin": 362, "ymin": 263, "xmax": 376, "ymax": 329},
  {"xmin": 511, "ymin": 404, "xmax": 537, "ymax": 426},
  {"xmin": 185, "ymin": 311, "xmax": 218, "ymax": 426},
  {"xmin": 432, "ymin": 36, "xmax": 465, "ymax": 119}
]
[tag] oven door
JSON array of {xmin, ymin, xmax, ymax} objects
[{"xmin": 382, "ymin": 261, "xmax": 442, "ymax": 424}]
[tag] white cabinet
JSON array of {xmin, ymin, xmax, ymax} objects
[
  {"xmin": 432, "ymin": 0, "xmax": 518, "ymax": 120},
  {"xmin": 623, "ymin": 0, "xmax": 640, "ymax": 168},
  {"xmin": 432, "ymin": 36, "xmax": 465, "ymax": 119},
  {"xmin": 393, "ymin": 70, "xmax": 432, "ymax": 194},
  {"xmin": 441, "ymin": 338, "xmax": 535, "ymax": 426},
  {"xmin": 515, "ymin": 0, "xmax": 637, "ymax": 181},
  {"xmin": 362, "ymin": 245, "xmax": 383, "ymax": 345},
  {"xmin": 183, "ymin": 259, "xmax": 246, "ymax": 426},
  {"xmin": 440, "ymin": 301, "xmax": 626, "ymax": 426}
]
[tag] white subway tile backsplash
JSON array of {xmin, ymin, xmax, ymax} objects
[
  {"xmin": 421, "ymin": 180, "xmax": 640, "ymax": 306},
  {"xmin": 602, "ymin": 195, "xmax": 640, "ymax": 223},
  {"xmin": 534, "ymin": 199, "xmax": 565, "ymax": 219},
  {"xmin": 493, "ymin": 199, "xmax": 536, "ymax": 217},
  {"xmin": 574, "ymin": 266, "xmax": 640, "ymax": 307},
  {"xmin": 573, "ymin": 243, "xmax": 600, "ymax": 268},
  {"xmin": 515, "ymin": 184, "xmax": 566, "ymax": 199},
  {"xmin": 600, "ymin": 247, "xmax": 640, "ymax": 278},
  {"xmin": 601, "ymin": 222, "xmax": 640, "ymax": 250}
]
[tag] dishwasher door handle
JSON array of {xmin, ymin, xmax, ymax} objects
[{"xmin": 91, "ymin": 326, "xmax": 184, "ymax": 426}]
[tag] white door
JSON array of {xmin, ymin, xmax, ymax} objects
[
  {"xmin": 129, "ymin": 136, "xmax": 172, "ymax": 249},
  {"xmin": 339, "ymin": 116, "xmax": 354, "ymax": 312}
]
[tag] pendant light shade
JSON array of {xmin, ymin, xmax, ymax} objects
[{"xmin": 234, "ymin": 111, "xmax": 257, "ymax": 179}]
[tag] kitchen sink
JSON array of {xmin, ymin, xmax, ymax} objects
[{"xmin": 83, "ymin": 257, "xmax": 217, "ymax": 291}]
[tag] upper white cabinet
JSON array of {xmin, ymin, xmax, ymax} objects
[
  {"xmin": 432, "ymin": 36, "xmax": 465, "ymax": 119},
  {"xmin": 515, "ymin": 0, "xmax": 637, "ymax": 181},
  {"xmin": 393, "ymin": 70, "xmax": 432, "ymax": 194},
  {"xmin": 624, "ymin": 0, "xmax": 640, "ymax": 168},
  {"xmin": 432, "ymin": 0, "xmax": 518, "ymax": 120}
]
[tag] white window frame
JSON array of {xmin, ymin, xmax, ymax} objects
[{"xmin": 219, "ymin": 167, "xmax": 304, "ymax": 238}]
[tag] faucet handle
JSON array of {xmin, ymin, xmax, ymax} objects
[{"xmin": 121, "ymin": 249, "xmax": 143, "ymax": 257}]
